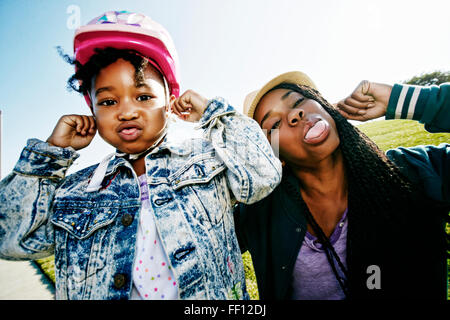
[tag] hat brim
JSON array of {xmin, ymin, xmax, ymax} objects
[{"xmin": 243, "ymin": 71, "xmax": 317, "ymax": 119}]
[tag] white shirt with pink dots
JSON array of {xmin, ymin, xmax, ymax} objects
[{"xmin": 131, "ymin": 174, "xmax": 178, "ymax": 300}]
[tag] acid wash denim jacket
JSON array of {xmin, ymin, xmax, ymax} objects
[{"xmin": 0, "ymin": 98, "xmax": 282, "ymax": 300}]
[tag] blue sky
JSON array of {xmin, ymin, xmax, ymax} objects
[{"xmin": 1, "ymin": 0, "xmax": 449, "ymax": 177}]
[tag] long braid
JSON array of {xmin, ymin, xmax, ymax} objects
[{"xmin": 274, "ymin": 83, "xmax": 421, "ymax": 216}]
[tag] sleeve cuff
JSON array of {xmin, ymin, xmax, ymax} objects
[
  {"xmin": 386, "ymin": 84, "xmax": 428, "ymax": 121},
  {"xmin": 195, "ymin": 97, "xmax": 236, "ymax": 129},
  {"xmin": 13, "ymin": 138, "xmax": 79, "ymax": 179}
]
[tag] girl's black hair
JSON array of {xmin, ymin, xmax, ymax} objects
[
  {"xmin": 267, "ymin": 82, "xmax": 447, "ymax": 298},
  {"xmin": 57, "ymin": 46, "xmax": 154, "ymax": 106}
]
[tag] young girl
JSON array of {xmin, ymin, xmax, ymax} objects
[
  {"xmin": 0, "ymin": 11, "xmax": 282, "ymax": 300},
  {"xmin": 235, "ymin": 71, "xmax": 449, "ymax": 299}
]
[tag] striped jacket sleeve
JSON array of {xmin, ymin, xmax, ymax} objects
[{"xmin": 386, "ymin": 83, "xmax": 450, "ymax": 133}]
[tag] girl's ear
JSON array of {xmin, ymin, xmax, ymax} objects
[{"xmin": 166, "ymin": 94, "xmax": 176, "ymax": 113}]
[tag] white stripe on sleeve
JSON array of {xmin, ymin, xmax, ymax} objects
[
  {"xmin": 394, "ymin": 86, "xmax": 409, "ymax": 119},
  {"xmin": 406, "ymin": 87, "xmax": 421, "ymax": 119}
]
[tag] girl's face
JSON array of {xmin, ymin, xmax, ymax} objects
[
  {"xmin": 90, "ymin": 58, "xmax": 173, "ymax": 154},
  {"xmin": 254, "ymin": 88, "xmax": 340, "ymax": 168}
]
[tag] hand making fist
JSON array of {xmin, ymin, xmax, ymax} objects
[
  {"xmin": 171, "ymin": 89, "xmax": 209, "ymax": 122},
  {"xmin": 47, "ymin": 115, "xmax": 96, "ymax": 150},
  {"xmin": 336, "ymin": 80, "xmax": 393, "ymax": 121}
]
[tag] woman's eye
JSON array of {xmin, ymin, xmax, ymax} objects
[
  {"xmin": 292, "ymin": 98, "xmax": 305, "ymax": 108},
  {"xmin": 137, "ymin": 95, "xmax": 154, "ymax": 102},
  {"xmin": 98, "ymin": 99, "xmax": 116, "ymax": 106},
  {"xmin": 271, "ymin": 120, "xmax": 281, "ymax": 130}
]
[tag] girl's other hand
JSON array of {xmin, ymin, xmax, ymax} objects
[
  {"xmin": 335, "ymin": 80, "xmax": 393, "ymax": 121},
  {"xmin": 47, "ymin": 115, "xmax": 97, "ymax": 150},
  {"xmin": 171, "ymin": 89, "xmax": 208, "ymax": 122}
]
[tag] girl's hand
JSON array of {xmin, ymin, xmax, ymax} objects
[
  {"xmin": 171, "ymin": 89, "xmax": 208, "ymax": 122},
  {"xmin": 47, "ymin": 115, "xmax": 96, "ymax": 150},
  {"xmin": 336, "ymin": 80, "xmax": 393, "ymax": 121}
]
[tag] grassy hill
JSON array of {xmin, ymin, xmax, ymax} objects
[
  {"xmin": 357, "ymin": 119, "xmax": 450, "ymax": 150},
  {"xmin": 35, "ymin": 119, "xmax": 449, "ymax": 299}
]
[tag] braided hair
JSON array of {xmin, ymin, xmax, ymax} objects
[
  {"xmin": 269, "ymin": 82, "xmax": 418, "ymax": 209},
  {"xmin": 267, "ymin": 82, "xmax": 444, "ymax": 298}
]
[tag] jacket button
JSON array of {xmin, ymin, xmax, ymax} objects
[
  {"xmin": 113, "ymin": 273, "xmax": 126, "ymax": 289},
  {"xmin": 121, "ymin": 214, "xmax": 133, "ymax": 227}
]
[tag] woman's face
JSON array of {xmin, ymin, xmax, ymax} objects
[
  {"xmin": 254, "ymin": 88, "xmax": 340, "ymax": 168},
  {"xmin": 90, "ymin": 58, "xmax": 172, "ymax": 154}
]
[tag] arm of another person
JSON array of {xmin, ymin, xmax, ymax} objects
[
  {"xmin": 336, "ymin": 81, "xmax": 450, "ymax": 206},
  {"xmin": 336, "ymin": 81, "xmax": 450, "ymax": 132}
]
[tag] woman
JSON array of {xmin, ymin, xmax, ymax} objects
[{"xmin": 235, "ymin": 71, "xmax": 449, "ymax": 299}]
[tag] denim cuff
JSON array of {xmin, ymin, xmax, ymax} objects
[
  {"xmin": 195, "ymin": 97, "xmax": 236, "ymax": 129},
  {"xmin": 13, "ymin": 138, "xmax": 79, "ymax": 179}
]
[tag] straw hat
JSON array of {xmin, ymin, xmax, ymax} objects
[{"xmin": 243, "ymin": 71, "xmax": 317, "ymax": 119}]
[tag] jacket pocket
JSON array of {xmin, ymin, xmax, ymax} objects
[
  {"xmin": 51, "ymin": 200, "xmax": 120, "ymax": 298},
  {"xmin": 171, "ymin": 153, "xmax": 228, "ymax": 226},
  {"xmin": 51, "ymin": 200, "xmax": 119, "ymax": 240}
]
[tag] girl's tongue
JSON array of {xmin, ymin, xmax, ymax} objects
[{"xmin": 304, "ymin": 120, "xmax": 330, "ymax": 144}]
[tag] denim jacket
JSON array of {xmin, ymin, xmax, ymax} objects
[{"xmin": 0, "ymin": 98, "xmax": 282, "ymax": 300}]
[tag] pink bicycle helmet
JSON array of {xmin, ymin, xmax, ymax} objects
[{"xmin": 74, "ymin": 10, "xmax": 180, "ymax": 107}]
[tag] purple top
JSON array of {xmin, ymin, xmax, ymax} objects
[
  {"xmin": 291, "ymin": 209, "xmax": 348, "ymax": 300},
  {"xmin": 139, "ymin": 174, "xmax": 149, "ymax": 201}
]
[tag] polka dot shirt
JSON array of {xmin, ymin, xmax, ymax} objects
[{"xmin": 131, "ymin": 175, "xmax": 178, "ymax": 300}]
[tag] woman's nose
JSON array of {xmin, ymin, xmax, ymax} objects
[{"xmin": 287, "ymin": 108, "xmax": 304, "ymax": 126}]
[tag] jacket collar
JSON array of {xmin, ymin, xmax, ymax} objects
[
  {"xmin": 86, "ymin": 136, "xmax": 197, "ymax": 192},
  {"xmin": 268, "ymin": 170, "xmax": 307, "ymax": 299}
]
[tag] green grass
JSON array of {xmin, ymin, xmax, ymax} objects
[
  {"xmin": 357, "ymin": 119, "xmax": 450, "ymax": 150},
  {"xmin": 35, "ymin": 119, "xmax": 449, "ymax": 299},
  {"xmin": 34, "ymin": 256, "xmax": 55, "ymax": 284},
  {"xmin": 242, "ymin": 251, "xmax": 259, "ymax": 300}
]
